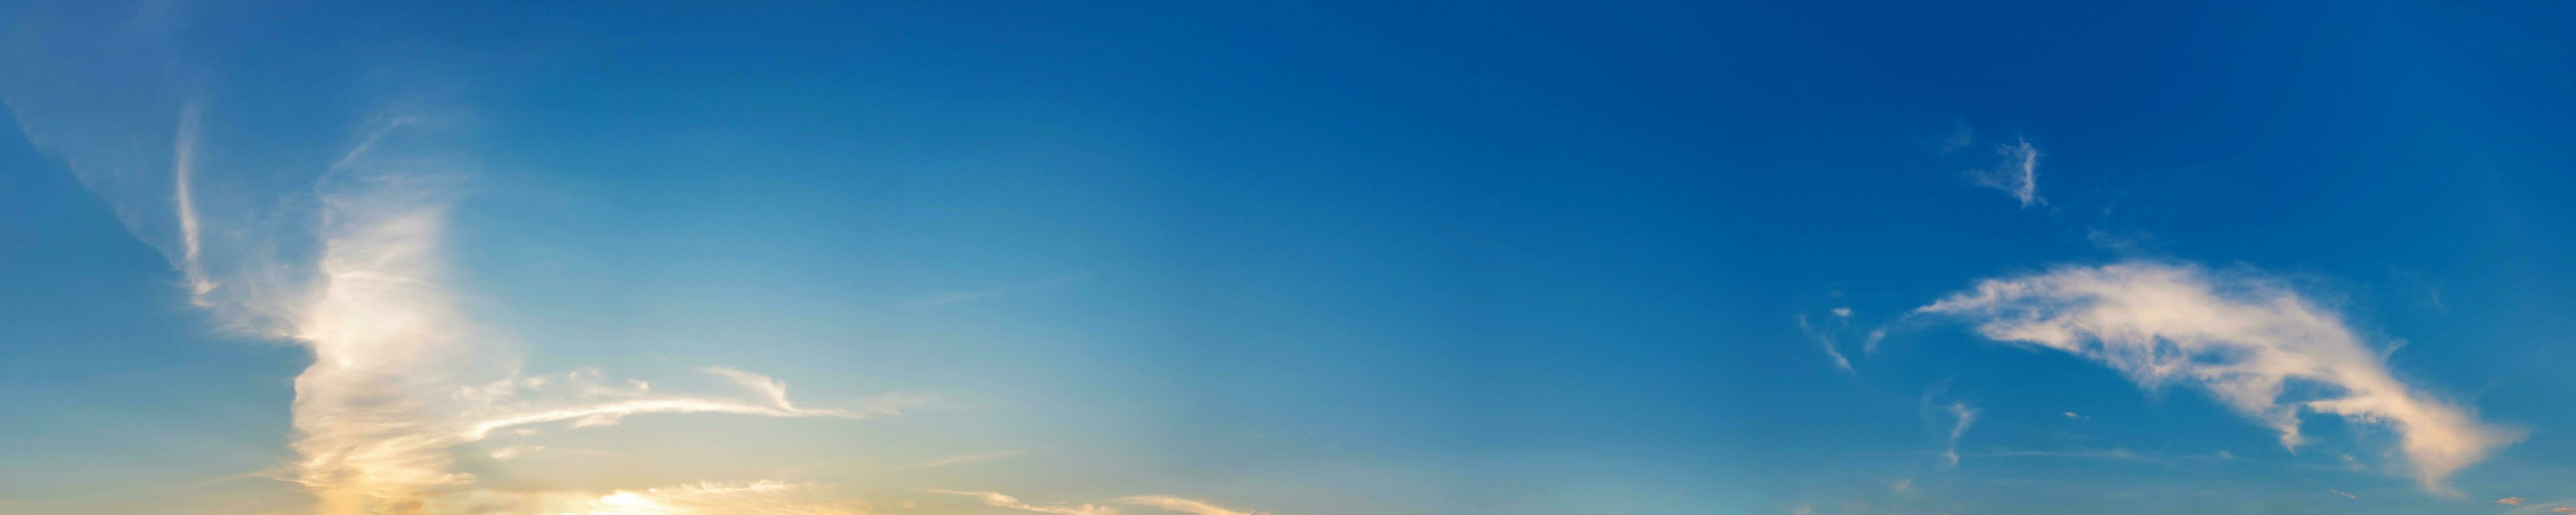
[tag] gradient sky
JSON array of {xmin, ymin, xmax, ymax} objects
[{"xmin": 6, "ymin": 2, "xmax": 2576, "ymax": 514}]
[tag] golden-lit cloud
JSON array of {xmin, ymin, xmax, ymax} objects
[
  {"xmin": 1919, "ymin": 261, "xmax": 2520, "ymax": 491},
  {"xmin": 1113, "ymin": 495, "xmax": 1269, "ymax": 515},
  {"xmin": 927, "ymin": 489, "xmax": 1116, "ymax": 515}
]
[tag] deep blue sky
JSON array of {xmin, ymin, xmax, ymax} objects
[{"xmin": 5, "ymin": 2, "xmax": 2575, "ymax": 514}]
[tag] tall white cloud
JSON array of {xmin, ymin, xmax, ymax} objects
[
  {"xmin": 1, "ymin": 5, "xmax": 914, "ymax": 509},
  {"xmin": 1916, "ymin": 261, "xmax": 2519, "ymax": 490}
]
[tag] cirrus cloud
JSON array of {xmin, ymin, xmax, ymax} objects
[{"xmin": 1916, "ymin": 261, "xmax": 2519, "ymax": 491}]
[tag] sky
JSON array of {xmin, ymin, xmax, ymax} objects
[{"xmin": 4, "ymin": 1, "xmax": 2575, "ymax": 514}]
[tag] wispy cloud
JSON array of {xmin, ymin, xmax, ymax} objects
[
  {"xmin": 569, "ymin": 480, "xmax": 872, "ymax": 514},
  {"xmin": 1942, "ymin": 401, "xmax": 1978, "ymax": 469},
  {"xmin": 1114, "ymin": 496, "xmax": 1269, "ymax": 515},
  {"xmin": 2500, "ymin": 497, "xmax": 2528, "ymax": 505},
  {"xmin": 487, "ymin": 445, "xmax": 542, "ymax": 460},
  {"xmin": 928, "ymin": 489, "xmax": 1116, "ymax": 515},
  {"xmin": 2061, "ymin": 411, "xmax": 2088, "ymax": 421},
  {"xmin": 170, "ymin": 100, "xmax": 215, "ymax": 305},
  {"xmin": 1796, "ymin": 314, "xmax": 1855, "ymax": 373},
  {"xmin": 907, "ymin": 270, "xmax": 1093, "ymax": 307},
  {"xmin": 1966, "ymin": 139, "xmax": 2042, "ymax": 208},
  {"xmin": 1920, "ymin": 383, "xmax": 1977, "ymax": 469},
  {"xmin": 1917, "ymin": 261, "xmax": 2521, "ymax": 491},
  {"xmin": 1968, "ymin": 447, "xmax": 2231, "ymax": 467},
  {"xmin": 881, "ymin": 450, "xmax": 1029, "ymax": 472},
  {"xmin": 28, "ymin": 96, "xmax": 910, "ymax": 511}
]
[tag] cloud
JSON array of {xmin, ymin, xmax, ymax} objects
[
  {"xmin": 907, "ymin": 271, "xmax": 1093, "ymax": 307},
  {"xmin": 274, "ymin": 137, "xmax": 903, "ymax": 510},
  {"xmin": 1966, "ymin": 139, "xmax": 2042, "ymax": 208},
  {"xmin": 2329, "ymin": 488, "xmax": 2357, "ymax": 499},
  {"xmin": 2553, "ymin": 507, "xmax": 2574, "ymax": 513},
  {"xmin": 8, "ymin": 63, "xmax": 907, "ymax": 512},
  {"xmin": 881, "ymin": 450, "xmax": 1029, "ymax": 472},
  {"xmin": 2500, "ymin": 497, "xmax": 2526, "ymax": 505},
  {"xmin": 170, "ymin": 101, "xmax": 216, "ymax": 305},
  {"xmin": 1916, "ymin": 261, "xmax": 2520, "ymax": 491},
  {"xmin": 1920, "ymin": 383, "xmax": 1976, "ymax": 469},
  {"xmin": 1888, "ymin": 478, "xmax": 1911, "ymax": 494},
  {"xmin": 1968, "ymin": 447, "xmax": 2230, "ymax": 467},
  {"xmin": 2062, "ymin": 411, "xmax": 2088, "ymax": 421},
  {"xmin": 567, "ymin": 481, "xmax": 872, "ymax": 515},
  {"xmin": 487, "ymin": 445, "xmax": 541, "ymax": 460},
  {"xmin": 1936, "ymin": 121, "xmax": 1976, "ymax": 153},
  {"xmin": 1114, "ymin": 496, "xmax": 1269, "ymax": 515},
  {"xmin": 1943, "ymin": 401, "xmax": 1978, "ymax": 469},
  {"xmin": 928, "ymin": 490, "xmax": 1116, "ymax": 515},
  {"xmin": 1796, "ymin": 314, "xmax": 1855, "ymax": 372}
]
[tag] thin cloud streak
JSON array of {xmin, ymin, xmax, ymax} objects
[
  {"xmin": 928, "ymin": 490, "xmax": 1116, "ymax": 515},
  {"xmin": 1917, "ymin": 261, "xmax": 2520, "ymax": 491},
  {"xmin": 1114, "ymin": 495, "xmax": 1270, "ymax": 515},
  {"xmin": 170, "ymin": 101, "xmax": 214, "ymax": 305},
  {"xmin": 566, "ymin": 480, "xmax": 872, "ymax": 514},
  {"xmin": 1796, "ymin": 314, "xmax": 1855, "ymax": 373},
  {"xmin": 881, "ymin": 450, "xmax": 1029, "ymax": 472},
  {"xmin": 1943, "ymin": 401, "xmax": 1978, "ymax": 469}
]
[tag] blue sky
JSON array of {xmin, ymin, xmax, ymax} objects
[{"xmin": 5, "ymin": 1, "xmax": 2576, "ymax": 514}]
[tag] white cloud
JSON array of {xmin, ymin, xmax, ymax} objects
[
  {"xmin": 568, "ymin": 481, "xmax": 872, "ymax": 514},
  {"xmin": 1943, "ymin": 401, "xmax": 1978, "ymax": 469},
  {"xmin": 1919, "ymin": 383, "xmax": 1977, "ymax": 469},
  {"xmin": 2499, "ymin": 497, "xmax": 2526, "ymax": 505},
  {"xmin": 881, "ymin": 450, "xmax": 1028, "ymax": 472},
  {"xmin": 928, "ymin": 490, "xmax": 1116, "ymax": 515},
  {"xmin": 1966, "ymin": 139, "xmax": 2042, "ymax": 208},
  {"xmin": 170, "ymin": 101, "xmax": 216, "ymax": 305},
  {"xmin": 1797, "ymin": 314, "xmax": 1855, "ymax": 373},
  {"xmin": 487, "ymin": 445, "xmax": 541, "ymax": 460},
  {"xmin": 1113, "ymin": 495, "xmax": 1269, "ymax": 515},
  {"xmin": 15, "ymin": 94, "xmax": 909, "ymax": 511},
  {"xmin": 1917, "ymin": 261, "xmax": 2520, "ymax": 491},
  {"xmin": 2061, "ymin": 411, "xmax": 2088, "ymax": 421},
  {"xmin": 1968, "ymin": 447, "xmax": 2230, "ymax": 467}
]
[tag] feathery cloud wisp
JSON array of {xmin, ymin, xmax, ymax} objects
[
  {"xmin": 570, "ymin": 481, "xmax": 872, "ymax": 514},
  {"xmin": 1966, "ymin": 139, "xmax": 2042, "ymax": 208},
  {"xmin": 1114, "ymin": 495, "xmax": 1269, "ymax": 515},
  {"xmin": 1942, "ymin": 401, "xmax": 1978, "ymax": 469},
  {"xmin": 1797, "ymin": 314, "xmax": 1855, "ymax": 373},
  {"xmin": 881, "ymin": 450, "xmax": 1029, "ymax": 472},
  {"xmin": 928, "ymin": 490, "xmax": 1116, "ymax": 515},
  {"xmin": 1916, "ymin": 261, "xmax": 2519, "ymax": 491}
]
